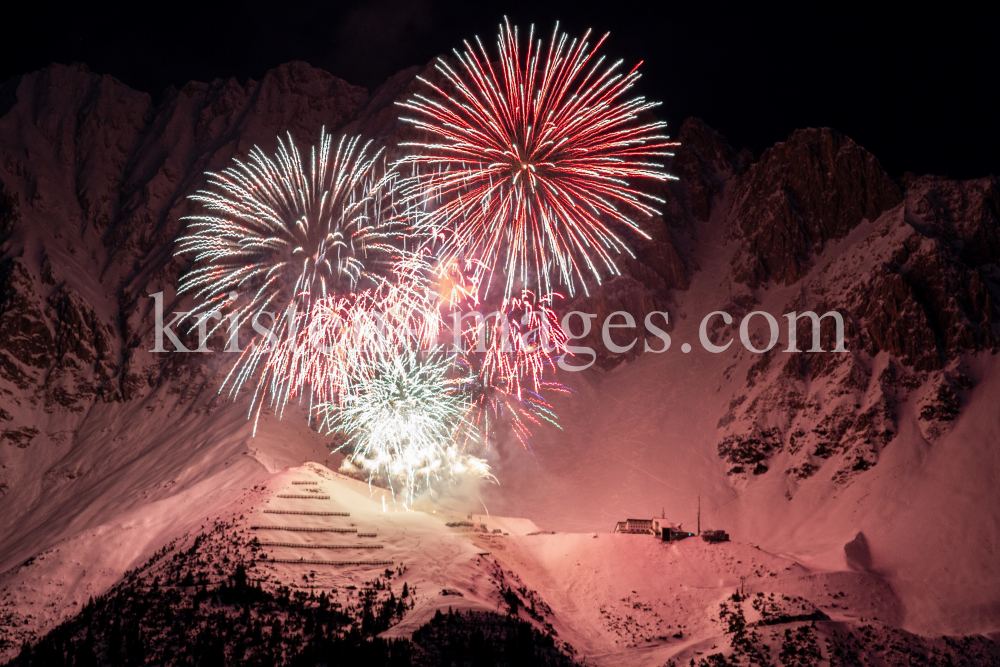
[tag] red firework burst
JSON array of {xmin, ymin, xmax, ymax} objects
[
  {"xmin": 452, "ymin": 290, "xmax": 570, "ymax": 451},
  {"xmin": 399, "ymin": 19, "xmax": 677, "ymax": 298}
]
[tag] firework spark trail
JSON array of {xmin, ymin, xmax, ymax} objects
[
  {"xmin": 476, "ymin": 291, "xmax": 567, "ymax": 395},
  {"xmin": 434, "ymin": 258, "xmax": 487, "ymax": 309},
  {"xmin": 318, "ymin": 345, "xmax": 492, "ymax": 504},
  {"xmin": 304, "ymin": 255, "xmax": 569, "ymax": 483},
  {"xmin": 179, "ymin": 129, "xmax": 405, "ymax": 323},
  {"xmin": 432, "ymin": 259, "xmax": 566, "ymax": 393},
  {"xmin": 285, "ymin": 252, "xmax": 444, "ymax": 411},
  {"xmin": 454, "ymin": 349, "xmax": 569, "ymax": 455},
  {"xmin": 451, "ymin": 290, "xmax": 571, "ymax": 452},
  {"xmin": 398, "ymin": 18, "xmax": 678, "ymax": 299},
  {"xmin": 176, "ymin": 129, "xmax": 422, "ymax": 428},
  {"xmin": 305, "ymin": 260, "xmax": 567, "ymax": 494}
]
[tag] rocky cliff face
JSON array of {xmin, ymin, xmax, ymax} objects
[
  {"xmin": 0, "ymin": 62, "xmax": 370, "ymax": 467},
  {"xmin": 728, "ymin": 127, "xmax": 904, "ymax": 287},
  {"xmin": 701, "ymin": 128, "xmax": 999, "ymax": 487},
  {"xmin": 1, "ymin": 61, "xmax": 998, "ymax": 505}
]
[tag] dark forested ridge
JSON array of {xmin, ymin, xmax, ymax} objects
[{"xmin": 4, "ymin": 519, "xmax": 576, "ymax": 667}]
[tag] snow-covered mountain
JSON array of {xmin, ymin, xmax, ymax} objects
[{"xmin": 1, "ymin": 61, "xmax": 998, "ymax": 664}]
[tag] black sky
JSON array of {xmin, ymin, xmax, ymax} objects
[{"xmin": 3, "ymin": 1, "xmax": 996, "ymax": 179}]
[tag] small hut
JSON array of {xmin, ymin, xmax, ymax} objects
[{"xmin": 612, "ymin": 518, "xmax": 655, "ymax": 534}]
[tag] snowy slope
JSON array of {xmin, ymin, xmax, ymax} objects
[{"xmin": 0, "ymin": 462, "xmax": 952, "ymax": 666}]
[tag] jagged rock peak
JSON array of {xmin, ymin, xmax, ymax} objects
[
  {"xmin": 670, "ymin": 117, "xmax": 751, "ymax": 223},
  {"xmin": 728, "ymin": 126, "xmax": 902, "ymax": 287}
]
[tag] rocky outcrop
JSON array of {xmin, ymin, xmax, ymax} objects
[
  {"xmin": 0, "ymin": 181, "xmax": 19, "ymax": 233},
  {"xmin": 0, "ymin": 255, "xmax": 118, "ymax": 410},
  {"xmin": 728, "ymin": 128, "xmax": 902, "ymax": 287},
  {"xmin": 716, "ymin": 176, "xmax": 1000, "ymax": 485},
  {"xmin": 670, "ymin": 117, "xmax": 750, "ymax": 224}
]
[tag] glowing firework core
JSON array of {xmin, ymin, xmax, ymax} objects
[{"xmin": 399, "ymin": 19, "xmax": 678, "ymax": 298}]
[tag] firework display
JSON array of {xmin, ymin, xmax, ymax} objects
[
  {"xmin": 177, "ymin": 20, "xmax": 670, "ymax": 500},
  {"xmin": 452, "ymin": 290, "xmax": 570, "ymax": 452},
  {"xmin": 318, "ymin": 346, "xmax": 491, "ymax": 504},
  {"xmin": 398, "ymin": 19, "xmax": 677, "ymax": 298},
  {"xmin": 267, "ymin": 252, "xmax": 443, "ymax": 418},
  {"xmin": 179, "ymin": 128, "xmax": 405, "ymax": 323},
  {"xmin": 177, "ymin": 128, "xmax": 413, "ymax": 425}
]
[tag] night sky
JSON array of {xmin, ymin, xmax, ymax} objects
[{"xmin": 3, "ymin": 1, "xmax": 995, "ymax": 179}]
